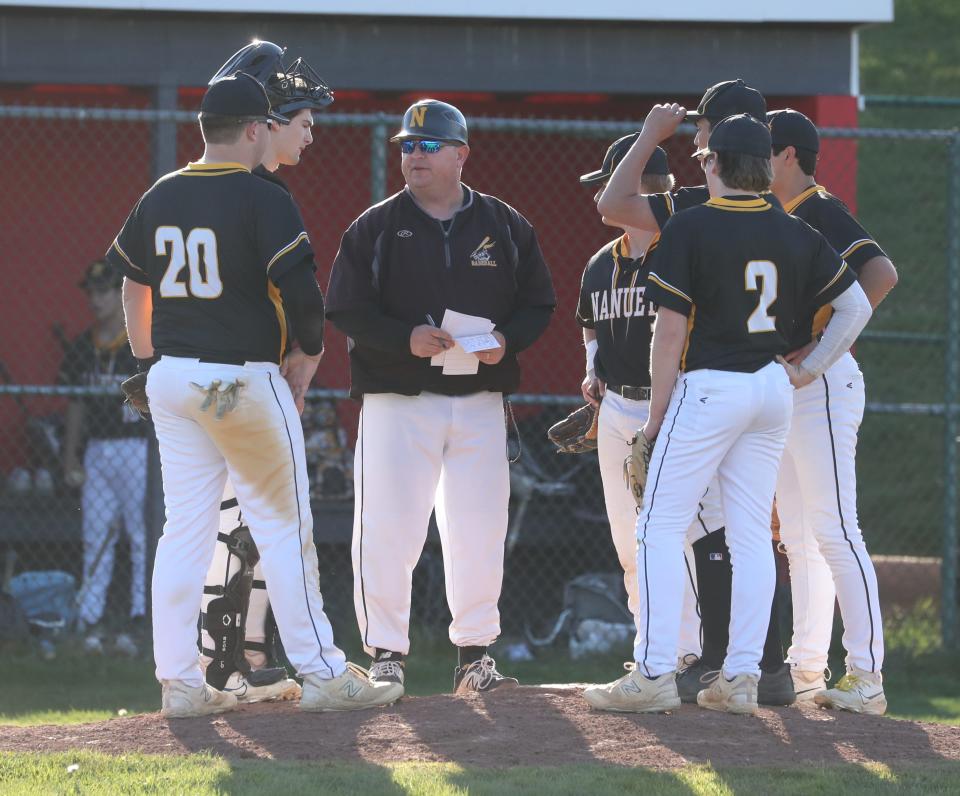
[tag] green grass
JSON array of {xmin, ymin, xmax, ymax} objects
[{"xmin": 1, "ymin": 753, "xmax": 959, "ymax": 796}]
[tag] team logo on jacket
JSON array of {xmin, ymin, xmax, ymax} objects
[
  {"xmin": 397, "ymin": 229, "xmax": 413, "ymax": 238},
  {"xmin": 469, "ymin": 236, "xmax": 497, "ymax": 267}
]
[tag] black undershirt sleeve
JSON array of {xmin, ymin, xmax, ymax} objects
[
  {"xmin": 276, "ymin": 259, "xmax": 326, "ymax": 356},
  {"xmin": 326, "ymin": 306, "xmax": 414, "ymax": 355}
]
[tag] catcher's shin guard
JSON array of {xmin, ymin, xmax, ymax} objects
[{"xmin": 200, "ymin": 497, "xmax": 283, "ymax": 690}]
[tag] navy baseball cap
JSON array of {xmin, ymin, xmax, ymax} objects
[
  {"xmin": 580, "ymin": 135, "xmax": 670, "ymax": 184},
  {"xmin": 686, "ymin": 79, "xmax": 767, "ymax": 125},
  {"xmin": 200, "ymin": 73, "xmax": 288, "ymax": 125},
  {"xmin": 767, "ymin": 108, "xmax": 820, "ymax": 154},
  {"xmin": 79, "ymin": 259, "xmax": 122, "ymax": 291},
  {"xmin": 693, "ymin": 114, "xmax": 772, "ymax": 159}
]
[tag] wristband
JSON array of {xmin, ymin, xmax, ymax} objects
[{"xmin": 136, "ymin": 356, "xmax": 159, "ymax": 374}]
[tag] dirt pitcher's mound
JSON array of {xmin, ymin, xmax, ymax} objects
[{"xmin": 3, "ymin": 686, "xmax": 959, "ymax": 770}]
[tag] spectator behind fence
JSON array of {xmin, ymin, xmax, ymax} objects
[{"xmin": 59, "ymin": 259, "xmax": 148, "ymax": 654}]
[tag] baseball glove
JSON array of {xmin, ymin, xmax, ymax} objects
[
  {"xmin": 623, "ymin": 429, "xmax": 654, "ymax": 507},
  {"xmin": 547, "ymin": 403, "xmax": 599, "ymax": 454},
  {"xmin": 120, "ymin": 372, "xmax": 150, "ymax": 419}
]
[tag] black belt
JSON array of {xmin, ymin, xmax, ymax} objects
[
  {"xmin": 198, "ymin": 357, "xmax": 247, "ymax": 366},
  {"xmin": 608, "ymin": 384, "xmax": 651, "ymax": 401}
]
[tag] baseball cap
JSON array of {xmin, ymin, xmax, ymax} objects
[
  {"xmin": 686, "ymin": 79, "xmax": 767, "ymax": 124},
  {"xmin": 693, "ymin": 114, "xmax": 772, "ymax": 159},
  {"xmin": 579, "ymin": 135, "xmax": 670, "ymax": 185},
  {"xmin": 767, "ymin": 108, "xmax": 820, "ymax": 154},
  {"xmin": 200, "ymin": 73, "xmax": 288, "ymax": 125},
  {"xmin": 79, "ymin": 259, "xmax": 122, "ymax": 291}
]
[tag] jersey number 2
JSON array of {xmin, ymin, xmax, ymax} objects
[
  {"xmin": 745, "ymin": 260, "xmax": 778, "ymax": 334},
  {"xmin": 156, "ymin": 227, "xmax": 222, "ymax": 299}
]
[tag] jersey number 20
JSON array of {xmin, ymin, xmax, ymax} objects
[
  {"xmin": 156, "ymin": 227, "xmax": 222, "ymax": 299},
  {"xmin": 744, "ymin": 260, "xmax": 778, "ymax": 334}
]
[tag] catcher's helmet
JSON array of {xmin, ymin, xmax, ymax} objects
[
  {"xmin": 268, "ymin": 57, "xmax": 334, "ymax": 115},
  {"xmin": 390, "ymin": 99, "xmax": 468, "ymax": 145},
  {"xmin": 209, "ymin": 40, "xmax": 286, "ymax": 86}
]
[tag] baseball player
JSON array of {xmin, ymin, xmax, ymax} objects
[
  {"xmin": 596, "ymin": 80, "xmax": 796, "ymax": 706},
  {"xmin": 768, "ymin": 108, "xmax": 898, "ymax": 713},
  {"xmin": 326, "ymin": 99, "xmax": 556, "ymax": 696},
  {"xmin": 106, "ymin": 73, "xmax": 401, "ymax": 717},
  {"xmin": 584, "ymin": 111, "xmax": 872, "ymax": 715},
  {"xmin": 60, "ymin": 260, "xmax": 148, "ymax": 652},
  {"xmin": 576, "ymin": 137, "xmax": 712, "ymax": 665},
  {"xmin": 197, "ymin": 41, "xmax": 335, "ymax": 705}
]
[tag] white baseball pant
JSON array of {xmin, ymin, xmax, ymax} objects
[
  {"xmin": 147, "ymin": 356, "xmax": 346, "ymax": 687},
  {"xmin": 633, "ymin": 363, "xmax": 793, "ymax": 678},
  {"xmin": 353, "ymin": 391, "xmax": 509, "ymax": 656},
  {"xmin": 777, "ymin": 351, "xmax": 884, "ymax": 673},
  {"xmin": 78, "ymin": 437, "xmax": 148, "ymax": 625},
  {"xmin": 597, "ymin": 390, "xmax": 722, "ymax": 659}
]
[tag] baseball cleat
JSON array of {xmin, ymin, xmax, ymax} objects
[
  {"xmin": 369, "ymin": 650, "xmax": 406, "ymax": 688},
  {"xmin": 697, "ymin": 671, "xmax": 759, "ymax": 715},
  {"xmin": 758, "ymin": 662, "xmax": 797, "ymax": 706},
  {"xmin": 814, "ymin": 668, "xmax": 886, "ymax": 715},
  {"xmin": 222, "ymin": 670, "xmax": 302, "ymax": 703},
  {"xmin": 453, "ymin": 654, "xmax": 519, "ymax": 694},
  {"xmin": 583, "ymin": 666, "xmax": 681, "ymax": 713},
  {"xmin": 161, "ymin": 680, "xmax": 238, "ymax": 719},
  {"xmin": 299, "ymin": 663, "xmax": 403, "ymax": 712},
  {"xmin": 675, "ymin": 656, "xmax": 715, "ymax": 704},
  {"xmin": 791, "ymin": 667, "xmax": 830, "ymax": 703}
]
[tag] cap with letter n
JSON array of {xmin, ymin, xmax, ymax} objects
[
  {"xmin": 390, "ymin": 99, "xmax": 468, "ymax": 144},
  {"xmin": 685, "ymin": 79, "xmax": 767, "ymax": 125},
  {"xmin": 693, "ymin": 113, "xmax": 773, "ymax": 159},
  {"xmin": 579, "ymin": 134, "xmax": 670, "ymax": 184},
  {"xmin": 200, "ymin": 72, "xmax": 289, "ymax": 125},
  {"xmin": 767, "ymin": 108, "xmax": 820, "ymax": 154}
]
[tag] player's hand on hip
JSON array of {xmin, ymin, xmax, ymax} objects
[
  {"xmin": 641, "ymin": 103, "xmax": 687, "ymax": 143},
  {"xmin": 783, "ymin": 340, "xmax": 817, "ymax": 365},
  {"xmin": 410, "ymin": 325, "xmax": 454, "ymax": 358},
  {"xmin": 581, "ymin": 375, "xmax": 604, "ymax": 407},
  {"xmin": 281, "ymin": 348, "xmax": 323, "ymax": 415},
  {"xmin": 478, "ymin": 331, "xmax": 506, "ymax": 366},
  {"xmin": 776, "ymin": 355, "xmax": 816, "ymax": 389}
]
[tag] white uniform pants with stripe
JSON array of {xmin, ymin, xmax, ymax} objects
[
  {"xmin": 353, "ymin": 391, "xmax": 509, "ymax": 656},
  {"xmin": 777, "ymin": 352, "xmax": 884, "ymax": 673},
  {"xmin": 147, "ymin": 356, "xmax": 346, "ymax": 687},
  {"xmin": 598, "ymin": 391, "xmax": 721, "ymax": 659},
  {"xmin": 633, "ymin": 362, "xmax": 793, "ymax": 678},
  {"xmin": 78, "ymin": 437, "xmax": 149, "ymax": 625}
]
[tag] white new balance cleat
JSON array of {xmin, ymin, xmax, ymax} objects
[
  {"xmin": 697, "ymin": 670, "xmax": 759, "ymax": 715},
  {"xmin": 222, "ymin": 671, "xmax": 302, "ymax": 704},
  {"xmin": 161, "ymin": 680, "xmax": 238, "ymax": 719},
  {"xmin": 814, "ymin": 668, "xmax": 887, "ymax": 715},
  {"xmin": 583, "ymin": 665, "xmax": 681, "ymax": 713},
  {"xmin": 791, "ymin": 667, "xmax": 829, "ymax": 703},
  {"xmin": 299, "ymin": 663, "xmax": 403, "ymax": 712}
]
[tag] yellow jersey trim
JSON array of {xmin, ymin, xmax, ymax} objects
[
  {"xmin": 663, "ymin": 192, "xmax": 675, "ymax": 217},
  {"xmin": 782, "ymin": 184, "xmax": 824, "ymax": 214},
  {"xmin": 838, "ymin": 239, "xmax": 876, "ymax": 260},
  {"xmin": 816, "ymin": 262, "xmax": 849, "ymax": 296},
  {"xmin": 111, "ymin": 239, "xmax": 145, "ymax": 273},
  {"xmin": 705, "ymin": 196, "xmax": 771, "ymax": 212},
  {"xmin": 267, "ymin": 232, "xmax": 310, "ymax": 272},
  {"xmin": 680, "ymin": 305, "xmax": 696, "ymax": 371},
  {"xmin": 266, "ymin": 281, "xmax": 287, "ymax": 364},
  {"xmin": 648, "ymin": 272, "xmax": 692, "ymax": 304}
]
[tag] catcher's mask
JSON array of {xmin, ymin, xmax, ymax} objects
[
  {"xmin": 391, "ymin": 99, "xmax": 468, "ymax": 145},
  {"xmin": 268, "ymin": 57, "xmax": 334, "ymax": 116}
]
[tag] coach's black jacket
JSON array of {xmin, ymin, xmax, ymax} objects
[{"xmin": 326, "ymin": 185, "xmax": 556, "ymax": 399}]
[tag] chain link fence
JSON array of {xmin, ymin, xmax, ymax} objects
[{"xmin": 0, "ymin": 102, "xmax": 956, "ymax": 660}]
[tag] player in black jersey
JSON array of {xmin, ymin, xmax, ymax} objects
[
  {"xmin": 196, "ymin": 41, "xmax": 338, "ymax": 706},
  {"xmin": 584, "ymin": 114, "xmax": 873, "ymax": 715},
  {"xmin": 768, "ymin": 109, "xmax": 898, "ymax": 713},
  {"xmin": 576, "ymin": 137, "xmax": 718, "ymax": 665},
  {"xmin": 595, "ymin": 84, "xmax": 797, "ymax": 705},
  {"xmin": 107, "ymin": 74, "xmax": 401, "ymax": 718}
]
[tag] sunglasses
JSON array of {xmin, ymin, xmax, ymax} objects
[{"xmin": 399, "ymin": 140, "xmax": 453, "ymax": 155}]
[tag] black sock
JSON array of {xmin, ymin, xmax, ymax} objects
[
  {"xmin": 760, "ymin": 542, "xmax": 786, "ymax": 673},
  {"xmin": 458, "ymin": 645, "xmax": 486, "ymax": 667},
  {"xmin": 374, "ymin": 648, "xmax": 403, "ymax": 662},
  {"xmin": 693, "ymin": 529, "xmax": 731, "ymax": 669}
]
